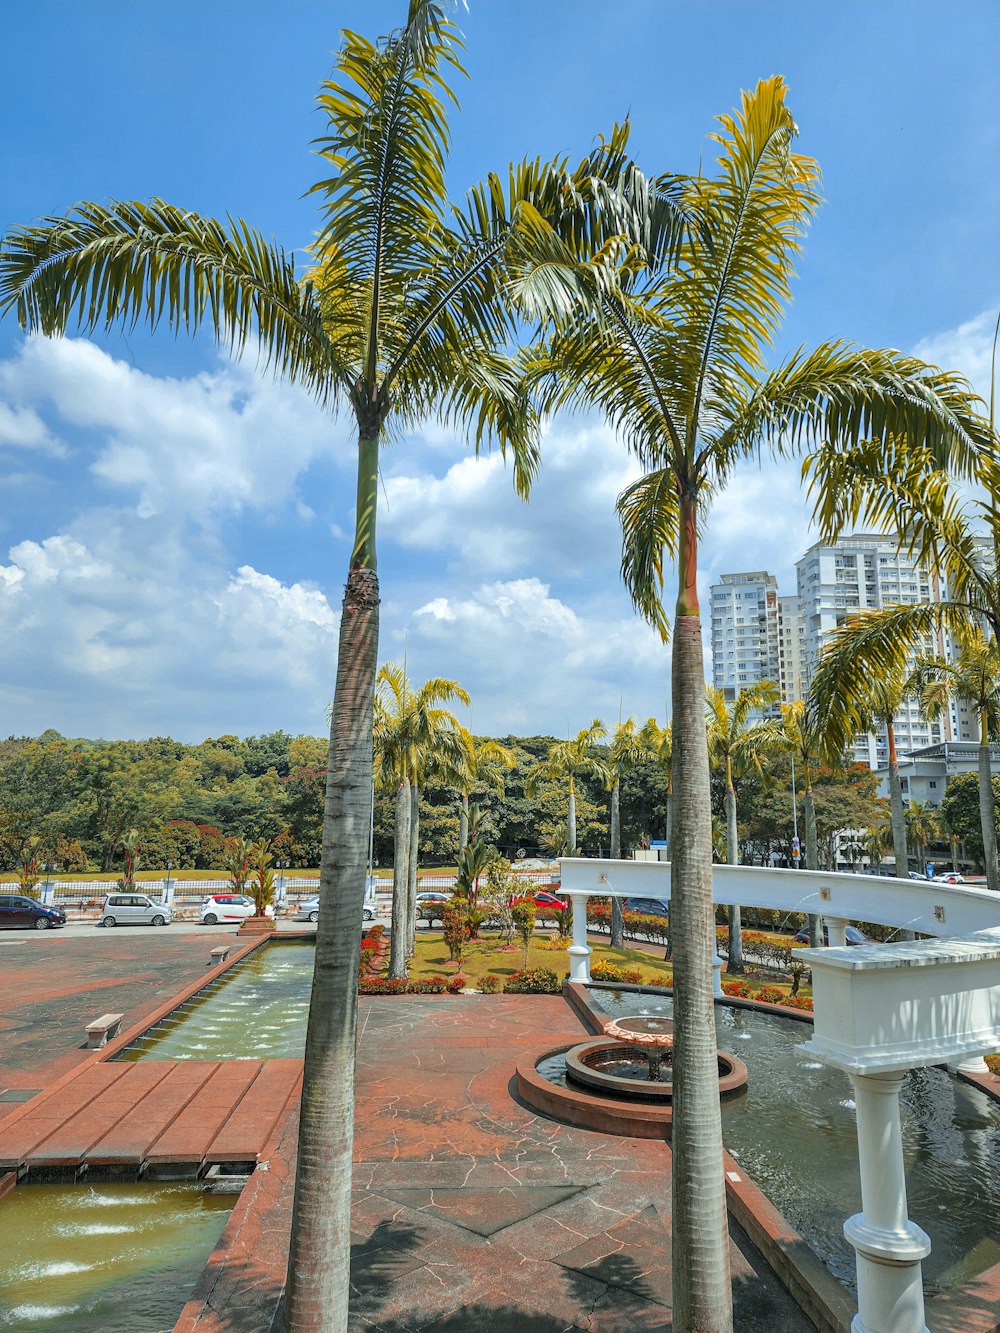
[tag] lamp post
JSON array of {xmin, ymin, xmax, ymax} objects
[
  {"xmin": 790, "ymin": 755, "xmax": 801, "ymax": 868},
  {"xmin": 42, "ymin": 862, "xmax": 54, "ymax": 906}
]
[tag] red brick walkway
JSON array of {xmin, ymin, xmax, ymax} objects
[{"xmin": 179, "ymin": 994, "xmax": 811, "ymax": 1332}]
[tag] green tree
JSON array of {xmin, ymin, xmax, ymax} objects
[
  {"xmin": 523, "ymin": 79, "xmax": 992, "ymax": 1329},
  {"xmin": 607, "ymin": 717, "xmax": 647, "ymax": 947},
  {"xmin": 526, "ymin": 721, "xmax": 608, "ymax": 855},
  {"xmin": 941, "ymin": 771, "xmax": 1000, "ymax": 868},
  {"xmin": 453, "ymin": 732, "xmax": 516, "ymax": 849},
  {"xmin": 706, "ymin": 682, "xmax": 782, "ymax": 973}
]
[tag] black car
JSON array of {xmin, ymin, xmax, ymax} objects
[
  {"xmin": 794, "ymin": 924, "xmax": 868, "ymax": 946},
  {"xmin": 0, "ymin": 894, "xmax": 67, "ymax": 930},
  {"xmin": 622, "ymin": 896, "xmax": 670, "ymax": 919}
]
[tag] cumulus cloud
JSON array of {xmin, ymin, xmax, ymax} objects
[
  {"xmin": 0, "ymin": 336, "xmax": 351, "ymax": 521},
  {"xmin": 914, "ymin": 309, "xmax": 999, "ymax": 404}
]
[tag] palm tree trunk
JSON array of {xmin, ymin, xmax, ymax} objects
[
  {"xmin": 610, "ymin": 780, "xmax": 624, "ymax": 948},
  {"xmin": 725, "ymin": 772, "xmax": 743, "ymax": 975},
  {"xmin": 977, "ymin": 712, "xmax": 999, "ymax": 890},
  {"xmin": 567, "ymin": 782, "xmax": 577, "ymax": 855},
  {"xmin": 459, "ymin": 791, "xmax": 469, "ymax": 850},
  {"xmin": 803, "ymin": 777, "xmax": 822, "ymax": 948},
  {"xmin": 887, "ymin": 724, "xmax": 915, "ymax": 940},
  {"xmin": 284, "ymin": 563, "xmax": 379, "ymax": 1333},
  {"xmin": 389, "ymin": 777, "xmax": 411, "ymax": 979},
  {"xmin": 670, "ymin": 496, "xmax": 733, "ymax": 1333},
  {"xmin": 406, "ymin": 783, "xmax": 420, "ymax": 954}
]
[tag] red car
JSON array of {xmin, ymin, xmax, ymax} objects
[{"xmin": 512, "ymin": 889, "xmax": 567, "ymax": 916}]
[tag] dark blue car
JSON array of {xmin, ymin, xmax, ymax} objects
[{"xmin": 0, "ymin": 894, "xmax": 67, "ymax": 930}]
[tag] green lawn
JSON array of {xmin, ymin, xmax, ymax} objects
[{"xmin": 408, "ymin": 929, "xmax": 675, "ymax": 987}]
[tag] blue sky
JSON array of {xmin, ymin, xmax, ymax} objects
[{"xmin": 1, "ymin": 1, "xmax": 998, "ymax": 743}]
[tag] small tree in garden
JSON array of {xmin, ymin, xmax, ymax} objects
[
  {"xmin": 482, "ymin": 856, "xmax": 517, "ymax": 944},
  {"xmin": 511, "ymin": 899, "xmax": 536, "ymax": 968},
  {"xmin": 250, "ymin": 839, "xmax": 277, "ymax": 917},
  {"xmin": 442, "ymin": 898, "xmax": 468, "ymax": 965},
  {"xmin": 224, "ymin": 837, "xmax": 253, "ymax": 895},
  {"xmin": 19, "ymin": 853, "xmax": 41, "ymax": 899},
  {"xmin": 117, "ymin": 829, "xmax": 140, "ymax": 892},
  {"xmin": 452, "ymin": 807, "xmax": 496, "ymax": 938}
]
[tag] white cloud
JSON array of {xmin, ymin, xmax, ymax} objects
[
  {"xmin": 914, "ymin": 309, "xmax": 999, "ymax": 405},
  {"xmin": 0, "ymin": 402, "xmax": 65, "ymax": 455},
  {"xmin": 0, "ymin": 337, "xmax": 350, "ymax": 521}
]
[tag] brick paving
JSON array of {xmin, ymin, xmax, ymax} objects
[{"xmin": 181, "ymin": 994, "xmax": 812, "ymax": 1332}]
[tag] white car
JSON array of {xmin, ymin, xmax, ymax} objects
[
  {"xmin": 294, "ymin": 895, "xmax": 377, "ymax": 922},
  {"xmin": 200, "ymin": 894, "xmax": 274, "ymax": 925}
]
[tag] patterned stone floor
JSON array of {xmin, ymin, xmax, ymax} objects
[{"xmin": 180, "ymin": 994, "xmax": 811, "ymax": 1331}]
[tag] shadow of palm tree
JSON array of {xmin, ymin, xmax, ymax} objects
[{"xmin": 560, "ymin": 1249, "xmax": 660, "ymax": 1307}]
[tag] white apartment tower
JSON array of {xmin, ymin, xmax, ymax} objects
[
  {"xmin": 710, "ymin": 572, "xmax": 801, "ymax": 706},
  {"xmin": 795, "ymin": 534, "xmax": 966, "ymax": 766}
]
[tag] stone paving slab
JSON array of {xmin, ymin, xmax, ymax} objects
[
  {"xmin": 178, "ymin": 993, "xmax": 814, "ymax": 1332},
  {"xmin": 88, "ymin": 1061, "xmax": 222, "ymax": 1165}
]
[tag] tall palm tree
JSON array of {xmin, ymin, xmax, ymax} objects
[
  {"xmin": 904, "ymin": 798, "xmax": 942, "ymax": 876},
  {"xmin": 0, "ymin": 7, "xmax": 595, "ymax": 1323},
  {"xmin": 374, "ymin": 662, "xmax": 469, "ymax": 975},
  {"xmin": 453, "ymin": 731, "xmax": 516, "ymax": 849},
  {"xmin": 607, "ymin": 717, "xmax": 647, "ymax": 947},
  {"xmin": 918, "ymin": 630, "xmax": 1000, "ymax": 888},
  {"xmin": 862, "ymin": 821, "xmax": 891, "ymax": 875},
  {"xmin": 706, "ymin": 682, "xmax": 782, "ymax": 973},
  {"xmin": 523, "ymin": 79, "xmax": 993, "ymax": 1330},
  {"xmin": 526, "ymin": 721, "xmax": 608, "ymax": 855},
  {"xmin": 781, "ymin": 697, "xmax": 835, "ymax": 944},
  {"xmin": 640, "ymin": 716, "xmax": 674, "ymax": 845}
]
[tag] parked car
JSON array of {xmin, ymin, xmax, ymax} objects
[
  {"xmin": 794, "ymin": 924, "xmax": 868, "ymax": 946},
  {"xmin": 622, "ymin": 896, "xmax": 670, "ymax": 920},
  {"xmin": 908, "ymin": 871, "xmax": 932, "ymax": 881},
  {"xmin": 0, "ymin": 894, "xmax": 67, "ymax": 930},
  {"xmin": 293, "ymin": 895, "xmax": 378, "ymax": 923},
  {"xmin": 511, "ymin": 889, "xmax": 568, "ymax": 916},
  {"xmin": 415, "ymin": 890, "xmax": 452, "ymax": 925},
  {"xmin": 939, "ymin": 872, "xmax": 965, "ymax": 884},
  {"xmin": 200, "ymin": 894, "xmax": 274, "ymax": 925},
  {"xmin": 100, "ymin": 893, "xmax": 172, "ymax": 927}
]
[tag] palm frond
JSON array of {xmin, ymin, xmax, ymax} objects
[
  {"xmin": 0, "ymin": 201, "xmax": 340, "ymax": 402},
  {"xmin": 617, "ymin": 468, "xmax": 678, "ymax": 638}
]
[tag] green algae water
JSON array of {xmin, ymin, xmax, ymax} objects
[
  {"xmin": 123, "ymin": 941, "xmax": 315, "ymax": 1061},
  {"xmin": 0, "ymin": 1181, "xmax": 232, "ymax": 1330}
]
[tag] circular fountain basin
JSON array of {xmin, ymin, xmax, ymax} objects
[{"xmin": 516, "ymin": 1038, "xmax": 747, "ymax": 1137}]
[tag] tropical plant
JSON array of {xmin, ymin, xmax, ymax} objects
[
  {"xmin": 1, "ymin": 3, "xmax": 610, "ymax": 1320},
  {"xmin": 511, "ymin": 898, "xmax": 537, "ymax": 968},
  {"xmin": 249, "ymin": 838, "xmax": 276, "ymax": 917},
  {"xmin": 117, "ymin": 829, "xmax": 141, "ymax": 893},
  {"xmin": 452, "ymin": 805, "xmax": 496, "ymax": 937},
  {"xmin": 453, "ymin": 732, "xmax": 516, "ymax": 849},
  {"xmin": 522, "ymin": 78, "xmax": 993, "ymax": 1329},
  {"xmin": 781, "ymin": 697, "xmax": 835, "ymax": 944},
  {"xmin": 903, "ymin": 798, "xmax": 942, "ymax": 874},
  {"xmin": 374, "ymin": 662, "xmax": 469, "ymax": 976},
  {"xmin": 606, "ymin": 716, "xmax": 647, "ymax": 947},
  {"xmin": 706, "ymin": 682, "xmax": 782, "ymax": 973},
  {"xmin": 526, "ymin": 721, "xmax": 608, "ymax": 855},
  {"xmin": 224, "ymin": 837, "xmax": 253, "ymax": 895}
]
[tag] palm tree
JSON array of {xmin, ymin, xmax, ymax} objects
[
  {"xmin": 0, "ymin": 5, "xmax": 598, "ymax": 1320},
  {"xmin": 706, "ymin": 682, "xmax": 782, "ymax": 973},
  {"xmin": 374, "ymin": 662, "xmax": 469, "ymax": 975},
  {"xmin": 640, "ymin": 717, "xmax": 674, "ymax": 846},
  {"xmin": 607, "ymin": 717, "xmax": 647, "ymax": 947},
  {"xmin": 918, "ymin": 630, "xmax": 1000, "ymax": 887},
  {"xmin": 453, "ymin": 732, "xmax": 516, "ymax": 849},
  {"xmin": 781, "ymin": 697, "xmax": 835, "ymax": 944},
  {"xmin": 526, "ymin": 721, "xmax": 608, "ymax": 855},
  {"xmin": 862, "ymin": 821, "xmax": 891, "ymax": 875},
  {"xmin": 904, "ymin": 798, "xmax": 941, "ymax": 876},
  {"xmin": 523, "ymin": 79, "xmax": 992, "ymax": 1330}
]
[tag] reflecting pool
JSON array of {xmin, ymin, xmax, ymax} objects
[{"xmin": 589, "ymin": 986, "xmax": 1000, "ymax": 1296}]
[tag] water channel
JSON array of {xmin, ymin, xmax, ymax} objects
[
  {"xmin": 0, "ymin": 1181, "xmax": 232, "ymax": 1330},
  {"xmin": 585, "ymin": 986, "xmax": 1000, "ymax": 1296}
]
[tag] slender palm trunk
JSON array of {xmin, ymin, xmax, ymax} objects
[
  {"xmin": 803, "ymin": 776, "xmax": 822, "ymax": 947},
  {"xmin": 666, "ymin": 774, "xmax": 673, "ymax": 846},
  {"xmin": 284, "ymin": 564, "xmax": 379, "ymax": 1333},
  {"xmin": 459, "ymin": 791, "xmax": 469, "ymax": 850},
  {"xmin": 610, "ymin": 779, "xmax": 624, "ymax": 948},
  {"xmin": 567, "ymin": 781, "xmax": 577, "ymax": 855},
  {"xmin": 389, "ymin": 778, "xmax": 411, "ymax": 978},
  {"xmin": 671, "ymin": 497, "xmax": 733, "ymax": 1333},
  {"xmin": 724, "ymin": 768, "xmax": 743, "ymax": 975},
  {"xmin": 977, "ymin": 708, "xmax": 1000, "ymax": 890},
  {"xmin": 887, "ymin": 724, "xmax": 915, "ymax": 940},
  {"xmin": 406, "ymin": 783, "xmax": 420, "ymax": 954}
]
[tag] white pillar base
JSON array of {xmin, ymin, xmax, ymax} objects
[
  {"xmin": 712, "ymin": 953, "xmax": 724, "ymax": 998},
  {"xmin": 568, "ymin": 894, "xmax": 591, "ymax": 983},
  {"xmin": 948, "ymin": 1055, "xmax": 990, "ymax": 1075},
  {"xmin": 825, "ymin": 915, "xmax": 848, "ymax": 948}
]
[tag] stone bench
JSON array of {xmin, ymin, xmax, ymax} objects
[
  {"xmin": 210, "ymin": 945, "xmax": 231, "ymax": 966},
  {"xmin": 86, "ymin": 1013, "xmax": 124, "ymax": 1049}
]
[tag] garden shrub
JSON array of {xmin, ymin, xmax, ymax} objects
[
  {"xmin": 753, "ymin": 986, "xmax": 787, "ymax": 1005},
  {"xmin": 985, "ymin": 1053, "xmax": 1000, "ymax": 1075},
  {"xmin": 446, "ymin": 975, "xmax": 467, "ymax": 994},
  {"xmin": 503, "ymin": 967, "xmax": 561, "ymax": 994},
  {"xmin": 722, "ymin": 979, "xmax": 751, "ymax": 998},
  {"xmin": 783, "ymin": 994, "xmax": 814, "ymax": 1011},
  {"xmin": 590, "ymin": 960, "xmax": 643, "ymax": 985},
  {"xmin": 442, "ymin": 898, "xmax": 468, "ymax": 964},
  {"xmin": 479, "ymin": 974, "xmax": 502, "ymax": 994}
]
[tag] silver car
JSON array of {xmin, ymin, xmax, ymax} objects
[{"xmin": 100, "ymin": 893, "xmax": 172, "ymax": 927}]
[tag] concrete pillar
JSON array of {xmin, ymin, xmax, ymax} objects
[
  {"xmin": 845, "ymin": 1070, "xmax": 930, "ymax": 1333},
  {"xmin": 948, "ymin": 1054, "xmax": 990, "ymax": 1075},
  {"xmin": 568, "ymin": 893, "xmax": 591, "ymax": 983},
  {"xmin": 712, "ymin": 952, "xmax": 725, "ymax": 998},
  {"xmin": 163, "ymin": 875, "xmax": 175, "ymax": 906},
  {"xmin": 825, "ymin": 916, "xmax": 848, "ymax": 948}
]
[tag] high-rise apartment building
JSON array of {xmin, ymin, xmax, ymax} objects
[{"xmin": 709, "ymin": 571, "xmax": 795, "ymax": 708}]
